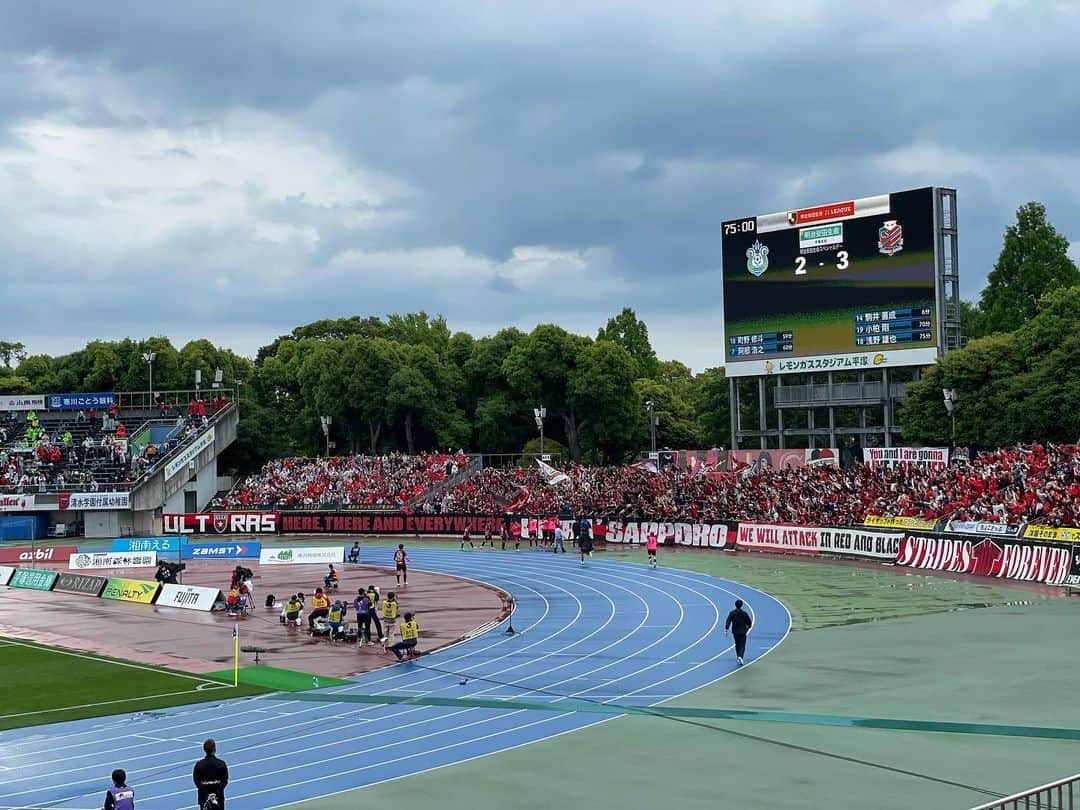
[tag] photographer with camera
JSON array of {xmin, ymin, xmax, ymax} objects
[{"xmin": 154, "ymin": 560, "xmax": 185, "ymax": 585}]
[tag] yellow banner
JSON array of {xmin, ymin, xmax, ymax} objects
[
  {"xmin": 864, "ymin": 514, "xmax": 937, "ymax": 531},
  {"xmin": 102, "ymin": 577, "xmax": 160, "ymax": 604},
  {"xmin": 1022, "ymin": 525, "xmax": 1080, "ymax": 542}
]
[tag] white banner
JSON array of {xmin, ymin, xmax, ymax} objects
[
  {"xmin": 259, "ymin": 546, "xmax": 342, "ymax": 565},
  {"xmin": 0, "ymin": 395, "xmax": 45, "ymax": 411},
  {"xmin": 0, "ymin": 566, "xmax": 14, "ymax": 586},
  {"xmin": 68, "ymin": 551, "xmax": 158, "ymax": 570},
  {"xmin": 862, "ymin": 446, "xmax": 948, "ymax": 468},
  {"xmin": 65, "ymin": 492, "xmax": 131, "ymax": 511},
  {"xmin": 946, "ymin": 520, "xmax": 1021, "ymax": 537},
  {"xmin": 736, "ymin": 522, "xmax": 821, "ymax": 554},
  {"xmin": 164, "ymin": 428, "xmax": 217, "ymax": 481},
  {"xmin": 603, "ymin": 520, "xmax": 731, "ymax": 549},
  {"xmin": 157, "ymin": 583, "xmax": 224, "ymax": 612},
  {"xmin": 817, "ymin": 527, "xmax": 903, "ymax": 560},
  {"xmin": 0, "ymin": 494, "xmax": 36, "ymax": 513}
]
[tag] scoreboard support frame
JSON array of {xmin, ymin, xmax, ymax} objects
[{"xmin": 726, "ymin": 188, "xmax": 959, "ymax": 453}]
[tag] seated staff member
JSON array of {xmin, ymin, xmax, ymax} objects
[
  {"xmin": 327, "ymin": 600, "xmax": 347, "ymax": 638},
  {"xmin": 386, "ymin": 612, "xmax": 420, "ymax": 660},
  {"xmin": 347, "ymin": 542, "xmax": 361, "ymax": 564},
  {"xmin": 103, "ymin": 768, "xmax": 134, "ymax": 810},
  {"xmin": 282, "ymin": 594, "xmax": 303, "ymax": 626},
  {"xmin": 308, "ymin": 587, "xmax": 331, "ymax": 629}
]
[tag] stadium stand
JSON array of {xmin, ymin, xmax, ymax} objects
[{"xmin": 213, "ymin": 451, "xmax": 470, "ymax": 509}]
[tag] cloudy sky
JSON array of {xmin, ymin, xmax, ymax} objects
[{"xmin": 1, "ymin": 1, "xmax": 1078, "ymax": 370}]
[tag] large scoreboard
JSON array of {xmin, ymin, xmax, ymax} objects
[{"xmin": 721, "ymin": 187, "xmax": 941, "ymax": 376}]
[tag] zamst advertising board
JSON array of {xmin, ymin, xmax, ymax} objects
[
  {"xmin": 862, "ymin": 447, "xmax": 948, "ymax": 468},
  {"xmin": 259, "ymin": 547, "xmax": 342, "ymax": 565},
  {"xmin": 278, "ymin": 512, "xmax": 504, "ymax": 536},
  {"xmin": 69, "ymin": 552, "xmax": 158, "ymax": 570},
  {"xmin": 736, "ymin": 523, "xmax": 821, "ymax": 555},
  {"xmin": 163, "ymin": 512, "xmax": 278, "ymax": 535},
  {"xmin": 0, "ymin": 545, "xmax": 77, "ymax": 565},
  {"xmin": 182, "ymin": 542, "xmax": 261, "ymax": 560},
  {"xmin": 9, "ymin": 568, "xmax": 58, "ymax": 591},
  {"xmin": 0, "ymin": 494, "xmax": 36, "ymax": 513},
  {"xmin": 602, "ymin": 520, "xmax": 733, "ymax": 549},
  {"xmin": 0, "ymin": 565, "xmax": 14, "ymax": 585},
  {"xmin": 157, "ymin": 583, "xmax": 223, "ymax": 612},
  {"xmin": 53, "ymin": 573, "xmax": 108, "ymax": 597},
  {"xmin": 895, "ymin": 533, "xmax": 1071, "ymax": 586},
  {"xmin": 164, "ymin": 428, "xmax": 216, "ymax": 481},
  {"xmin": 101, "ymin": 577, "xmax": 160, "ymax": 604}
]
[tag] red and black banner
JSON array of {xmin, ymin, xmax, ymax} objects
[
  {"xmin": 895, "ymin": 532, "xmax": 1072, "ymax": 586},
  {"xmin": 279, "ymin": 512, "xmax": 506, "ymax": 535},
  {"xmin": 163, "ymin": 513, "xmax": 278, "ymax": 535}
]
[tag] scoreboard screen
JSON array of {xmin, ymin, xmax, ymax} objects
[{"xmin": 721, "ymin": 187, "xmax": 940, "ymax": 376}]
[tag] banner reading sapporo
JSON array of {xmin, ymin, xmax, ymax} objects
[
  {"xmin": 895, "ymin": 533, "xmax": 1072, "ymax": 586},
  {"xmin": 101, "ymin": 577, "xmax": 160, "ymax": 604},
  {"xmin": 602, "ymin": 520, "xmax": 733, "ymax": 549},
  {"xmin": 862, "ymin": 447, "xmax": 949, "ymax": 468},
  {"xmin": 157, "ymin": 583, "xmax": 223, "ymax": 611},
  {"xmin": 736, "ymin": 523, "xmax": 821, "ymax": 555},
  {"xmin": 69, "ymin": 552, "xmax": 158, "ymax": 570}
]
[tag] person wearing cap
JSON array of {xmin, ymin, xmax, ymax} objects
[
  {"xmin": 102, "ymin": 768, "xmax": 134, "ymax": 810},
  {"xmin": 193, "ymin": 738, "xmax": 228, "ymax": 809},
  {"xmin": 723, "ymin": 598, "xmax": 753, "ymax": 665}
]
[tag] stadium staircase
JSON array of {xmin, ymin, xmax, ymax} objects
[{"xmin": 406, "ymin": 453, "xmax": 482, "ymax": 510}]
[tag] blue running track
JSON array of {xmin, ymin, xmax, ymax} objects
[{"xmin": 0, "ymin": 547, "xmax": 791, "ymax": 809}]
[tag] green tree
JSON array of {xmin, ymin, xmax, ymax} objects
[
  {"xmin": 569, "ymin": 340, "xmax": 640, "ymax": 463},
  {"xmin": 979, "ymin": 202, "xmax": 1080, "ymax": 334},
  {"xmin": 959, "ymin": 300, "xmax": 988, "ymax": 342},
  {"xmin": 341, "ymin": 336, "xmax": 404, "ymax": 453},
  {"xmin": 634, "ymin": 377, "xmax": 701, "ymax": 451},
  {"xmin": 596, "ymin": 307, "xmax": 659, "ymax": 380},
  {"xmin": 503, "ymin": 325, "xmax": 591, "ymax": 461},
  {"xmin": 694, "ymin": 367, "xmax": 731, "ymax": 448},
  {"xmin": 387, "ymin": 365, "xmax": 439, "ymax": 454},
  {"xmin": 0, "ymin": 341, "xmax": 26, "ymax": 369}
]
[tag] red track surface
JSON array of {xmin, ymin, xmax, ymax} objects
[{"xmin": 0, "ymin": 560, "xmax": 507, "ymax": 678}]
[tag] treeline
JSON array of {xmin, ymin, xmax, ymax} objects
[{"xmin": 1, "ymin": 202, "xmax": 1076, "ymax": 469}]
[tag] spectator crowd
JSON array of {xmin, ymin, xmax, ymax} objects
[{"xmin": 211, "ymin": 442, "xmax": 1079, "ymax": 529}]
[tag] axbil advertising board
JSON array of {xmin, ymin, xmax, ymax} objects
[
  {"xmin": 895, "ymin": 533, "xmax": 1072, "ymax": 586},
  {"xmin": 163, "ymin": 512, "xmax": 278, "ymax": 535},
  {"xmin": 0, "ymin": 545, "xmax": 78, "ymax": 565}
]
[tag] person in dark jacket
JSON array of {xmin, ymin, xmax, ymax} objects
[
  {"xmin": 103, "ymin": 768, "xmax": 134, "ymax": 810},
  {"xmin": 724, "ymin": 599, "xmax": 753, "ymax": 665},
  {"xmin": 193, "ymin": 738, "xmax": 228, "ymax": 809}
]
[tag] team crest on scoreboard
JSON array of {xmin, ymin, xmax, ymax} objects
[
  {"xmin": 877, "ymin": 220, "xmax": 904, "ymax": 256},
  {"xmin": 745, "ymin": 240, "xmax": 770, "ymax": 276}
]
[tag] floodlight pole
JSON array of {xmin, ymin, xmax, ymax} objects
[
  {"xmin": 646, "ymin": 399, "xmax": 657, "ymax": 453},
  {"xmin": 142, "ymin": 351, "xmax": 156, "ymax": 406}
]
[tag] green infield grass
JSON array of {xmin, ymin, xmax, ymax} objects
[{"xmin": 0, "ymin": 638, "xmax": 267, "ymax": 731}]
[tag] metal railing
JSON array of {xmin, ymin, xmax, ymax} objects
[
  {"xmin": 970, "ymin": 773, "xmax": 1079, "ymax": 810},
  {"xmin": 773, "ymin": 381, "xmax": 910, "ymax": 406}
]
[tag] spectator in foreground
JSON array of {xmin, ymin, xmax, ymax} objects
[
  {"xmin": 103, "ymin": 768, "xmax": 134, "ymax": 810},
  {"xmin": 193, "ymin": 738, "xmax": 228, "ymax": 809}
]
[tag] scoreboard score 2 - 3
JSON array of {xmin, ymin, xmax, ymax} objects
[{"xmin": 721, "ymin": 187, "xmax": 941, "ymax": 376}]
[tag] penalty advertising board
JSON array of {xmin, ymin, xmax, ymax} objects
[{"xmin": 721, "ymin": 187, "xmax": 942, "ymax": 376}]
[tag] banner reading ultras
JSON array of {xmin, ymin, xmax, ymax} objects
[{"xmin": 721, "ymin": 187, "xmax": 941, "ymax": 377}]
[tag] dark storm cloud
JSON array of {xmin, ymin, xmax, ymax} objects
[{"xmin": 0, "ymin": 1, "xmax": 1078, "ymax": 366}]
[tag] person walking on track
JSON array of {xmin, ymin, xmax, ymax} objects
[
  {"xmin": 646, "ymin": 531, "xmax": 658, "ymax": 568},
  {"xmin": 724, "ymin": 599, "xmax": 752, "ymax": 665},
  {"xmin": 193, "ymin": 738, "xmax": 228, "ymax": 809},
  {"xmin": 578, "ymin": 529, "xmax": 593, "ymax": 566},
  {"xmin": 394, "ymin": 543, "xmax": 408, "ymax": 586}
]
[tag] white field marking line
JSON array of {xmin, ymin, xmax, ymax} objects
[
  {"xmin": 147, "ymin": 565, "xmax": 711, "ymax": 803},
  {"xmin": 0, "ymin": 567, "xmax": 583, "ymax": 787},
  {"xmin": 234, "ymin": 568, "xmax": 757, "ymax": 809},
  {"xmin": 0, "ymin": 686, "xmax": 229, "ymax": 720},
  {"xmin": 0, "ymin": 565, "xmax": 558, "ymax": 759},
  {"xmin": 259, "ymin": 570, "xmax": 793, "ymax": 810},
  {"xmin": 40, "ymin": 561, "xmax": 660, "ymax": 803},
  {"xmin": 0, "ymin": 637, "xmax": 219, "ymax": 685}
]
